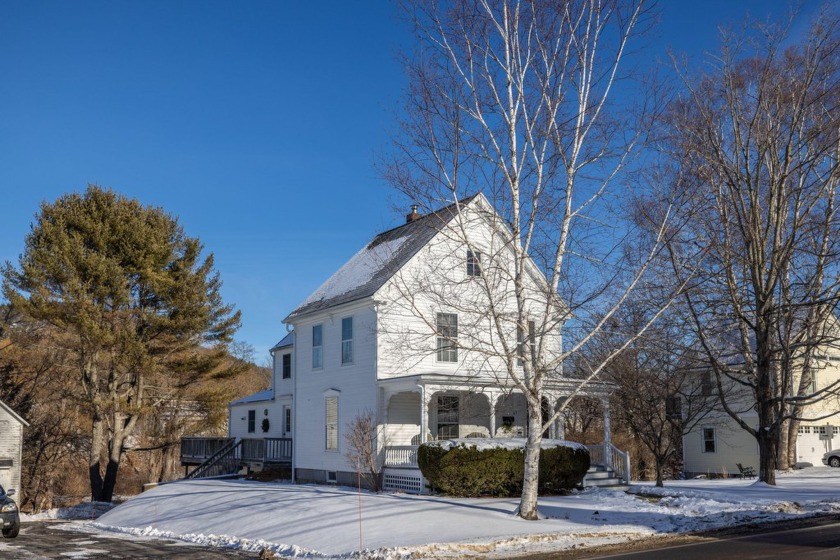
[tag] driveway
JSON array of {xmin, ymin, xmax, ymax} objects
[{"xmin": 0, "ymin": 521, "xmax": 257, "ymax": 559}]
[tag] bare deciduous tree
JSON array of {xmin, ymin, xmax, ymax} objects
[
  {"xmin": 587, "ymin": 300, "xmax": 713, "ymax": 487},
  {"xmin": 662, "ymin": 10, "xmax": 840, "ymax": 483},
  {"xmin": 344, "ymin": 410, "xmax": 381, "ymax": 492}
]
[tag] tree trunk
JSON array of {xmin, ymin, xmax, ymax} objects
[
  {"xmin": 89, "ymin": 415, "xmax": 105, "ymax": 502},
  {"xmin": 755, "ymin": 323, "xmax": 777, "ymax": 485},
  {"xmin": 518, "ymin": 398, "xmax": 543, "ymax": 520},
  {"xmin": 654, "ymin": 456, "xmax": 665, "ymax": 487},
  {"xmin": 785, "ymin": 417, "xmax": 800, "ymax": 469}
]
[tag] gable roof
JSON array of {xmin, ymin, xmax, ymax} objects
[
  {"xmin": 0, "ymin": 399, "xmax": 29, "ymax": 427},
  {"xmin": 285, "ymin": 195, "xmax": 479, "ymax": 322}
]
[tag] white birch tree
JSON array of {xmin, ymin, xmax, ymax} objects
[{"xmin": 385, "ymin": 0, "xmax": 670, "ymax": 519}]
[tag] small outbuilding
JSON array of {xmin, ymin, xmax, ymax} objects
[{"xmin": 0, "ymin": 399, "xmax": 28, "ymax": 494}]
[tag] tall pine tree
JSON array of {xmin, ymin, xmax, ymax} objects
[{"xmin": 3, "ymin": 185, "xmax": 240, "ymax": 502}]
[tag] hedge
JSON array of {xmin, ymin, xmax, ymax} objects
[{"xmin": 417, "ymin": 441, "xmax": 590, "ymax": 497}]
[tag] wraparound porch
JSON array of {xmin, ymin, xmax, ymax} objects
[{"xmin": 378, "ymin": 374, "xmax": 629, "ymax": 491}]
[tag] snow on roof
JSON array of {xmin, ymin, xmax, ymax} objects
[
  {"xmin": 270, "ymin": 332, "xmax": 294, "ymax": 352},
  {"xmin": 285, "ymin": 195, "xmax": 479, "ymax": 322},
  {"xmin": 229, "ymin": 390, "xmax": 273, "ymax": 405}
]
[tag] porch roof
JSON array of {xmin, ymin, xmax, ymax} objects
[{"xmin": 377, "ymin": 373, "xmax": 614, "ymax": 397}]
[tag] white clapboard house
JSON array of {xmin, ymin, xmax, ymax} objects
[
  {"xmin": 0, "ymin": 399, "xmax": 28, "ymax": 494},
  {"xmin": 683, "ymin": 317, "xmax": 840, "ymax": 477},
  {"xmin": 182, "ymin": 194, "xmax": 626, "ymax": 491}
]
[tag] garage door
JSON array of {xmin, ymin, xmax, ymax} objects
[{"xmin": 797, "ymin": 426, "xmax": 838, "ymax": 465}]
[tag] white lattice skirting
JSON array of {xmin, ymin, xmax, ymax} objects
[{"xmin": 383, "ymin": 469, "xmax": 425, "ymax": 494}]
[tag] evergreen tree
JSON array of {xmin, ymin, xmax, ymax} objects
[{"xmin": 3, "ymin": 185, "xmax": 240, "ymax": 502}]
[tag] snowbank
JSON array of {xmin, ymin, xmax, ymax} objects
[{"xmin": 82, "ymin": 467, "xmax": 840, "ymax": 559}]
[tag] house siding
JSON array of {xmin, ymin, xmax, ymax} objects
[
  {"xmin": 0, "ymin": 402, "xmax": 26, "ymax": 494},
  {"xmin": 293, "ymin": 302, "xmax": 378, "ymax": 478},
  {"xmin": 375, "ymin": 206, "xmax": 563, "ymax": 381},
  {"xmin": 683, "ymin": 342, "xmax": 840, "ymax": 475}
]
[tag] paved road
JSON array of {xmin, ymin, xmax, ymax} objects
[
  {"xmin": 0, "ymin": 521, "xmax": 258, "ymax": 559},
  {"xmin": 581, "ymin": 518, "xmax": 840, "ymax": 560}
]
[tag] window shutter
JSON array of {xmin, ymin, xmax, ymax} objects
[{"xmin": 325, "ymin": 396, "xmax": 338, "ymax": 450}]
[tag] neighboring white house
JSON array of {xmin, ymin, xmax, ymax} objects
[
  {"xmin": 683, "ymin": 330, "xmax": 840, "ymax": 476},
  {"xmin": 187, "ymin": 194, "xmax": 623, "ymax": 490},
  {"xmin": 0, "ymin": 399, "xmax": 28, "ymax": 494}
]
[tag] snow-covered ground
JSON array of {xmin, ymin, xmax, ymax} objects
[{"xmin": 37, "ymin": 467, "xmax": 840, "ymax": 559}]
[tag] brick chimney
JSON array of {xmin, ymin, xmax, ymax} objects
[{"xmin": 406, "ymin": 204, "xmax": 421, "ymax": 223}]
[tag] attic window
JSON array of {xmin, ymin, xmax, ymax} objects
[{"xmin": 467, "ymin": 250, "xmax": 481, "ymax": 277}]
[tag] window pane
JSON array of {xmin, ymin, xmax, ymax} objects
[
  {"xmin": 342, "ymin": 318, "xmax": 353, "ymax": 364},
  {"xmin": 313, "ymin": 324, "xmax": 323, "ymax": 368},
  {"xmin": 248, "ymin": 410, "xmax": 256, "ymax": 433},
  {"xmin": 467, "ymin": 250, "xmax": 481, "ymax": 277},
  {"xmin": 282, "ymin": 353, "xmax": 291, "ymax": 379},
  {"xmin": 436, "ymin": 313, "xmax": 458, "ymax": 362}
]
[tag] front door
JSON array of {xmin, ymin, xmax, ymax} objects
[{"xmin": 283, "ymin": 405, "xmax": 293, "ymax": 437}]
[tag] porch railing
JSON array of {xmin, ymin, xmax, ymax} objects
[
  {"xmin": 180, "ymin": 437, "xmax": 233, "ymax": 464},
  {"xmin": 384, "ymin": 445, "xmax": 419, "ymax": 468},
  {"xmin": 586, "ymin": 443, "xmax": 630, "ymax": 483},
  {"xmin": 186, "ymin": 439, "xmax": 242, "ymax": 479},
  {"xmin": 240, "ymin": 438, "xmax": 293, "ymax": 464}
]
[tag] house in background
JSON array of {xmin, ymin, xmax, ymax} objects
[
  {"xmin": 682, "ymin": 329, "xmax": 840, "ymax": 477},
  {"xmin": 182, "ymin": 194, "xmax": 626, "ymax": 491},
  {"xmin": 0, "ymin": 399, "xmax": 28, "ymax": 494}
]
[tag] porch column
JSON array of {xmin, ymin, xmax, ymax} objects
[
  {"xmin": 488, "ymin": 391, "xmax": 497, "ymax": 438},
  {"xmin": 419, "ymin": 385, "xmax": 429, "ymax": 443},
  {"xmin": 546, "ymin": 394, "xmax": 556, "ymax": 439},
  {"xmin": 554, "ymin": 399, "xmax": 565, "ymax": 440},
  {"xmin": 602, "ymin": 397, "xmax": 612, "ymax": 467}
]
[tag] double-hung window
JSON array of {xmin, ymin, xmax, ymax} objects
[
  {"xmin": 437, "ymin": 395, "xmax": 459, "ymax": 438},
  {"xmin": 325, "ymin": 396, "xmax": 339, "ymax": 450},
  {"xmin": 282, "ymin": 353, "xmax": 291, "ymax": 379},
  {"xmin": 341, "ymin": 317, "xmax": 353, "ymax": 364},
  {"xmin": 312, "ymin": 324, "xmax": 323, "ymax": 369},
  {"xmin": 467, "ymin": 250, "xmax": 481, "ymax": 277},
  {"xmin": 517, "ymin": 320, "xmax": 535, "ymax": 367},
  {"xmin": 702, "ymin": 427, "xmax": 716, "ymax": 453},
  {"xmin": 436, "ymin": 313, "xmax": 458, "ymax": 362}
]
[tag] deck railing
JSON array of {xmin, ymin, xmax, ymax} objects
[
  {"xmin": 180, "ymin": 437, "xmax": 233, "ymax": 464},
  {"xmin": 185, "ymin": 439, "xmax": 242, "ymax": 479},
  {"xmin": 384, "ymin": 445, "xmax": 419, "ymax": 468},
  {"xmin": 240, "ymin": 438, "xmax": 293, "ymax": 464}
]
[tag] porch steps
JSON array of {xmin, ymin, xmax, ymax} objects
[{"xmin": 582, "ymin": 465, "xmax": 626, "ymax": 489}]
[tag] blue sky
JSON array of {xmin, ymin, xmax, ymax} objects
[{"xmin": 0, "ymin": 1, "xmax": 819, "ymax": 360}]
